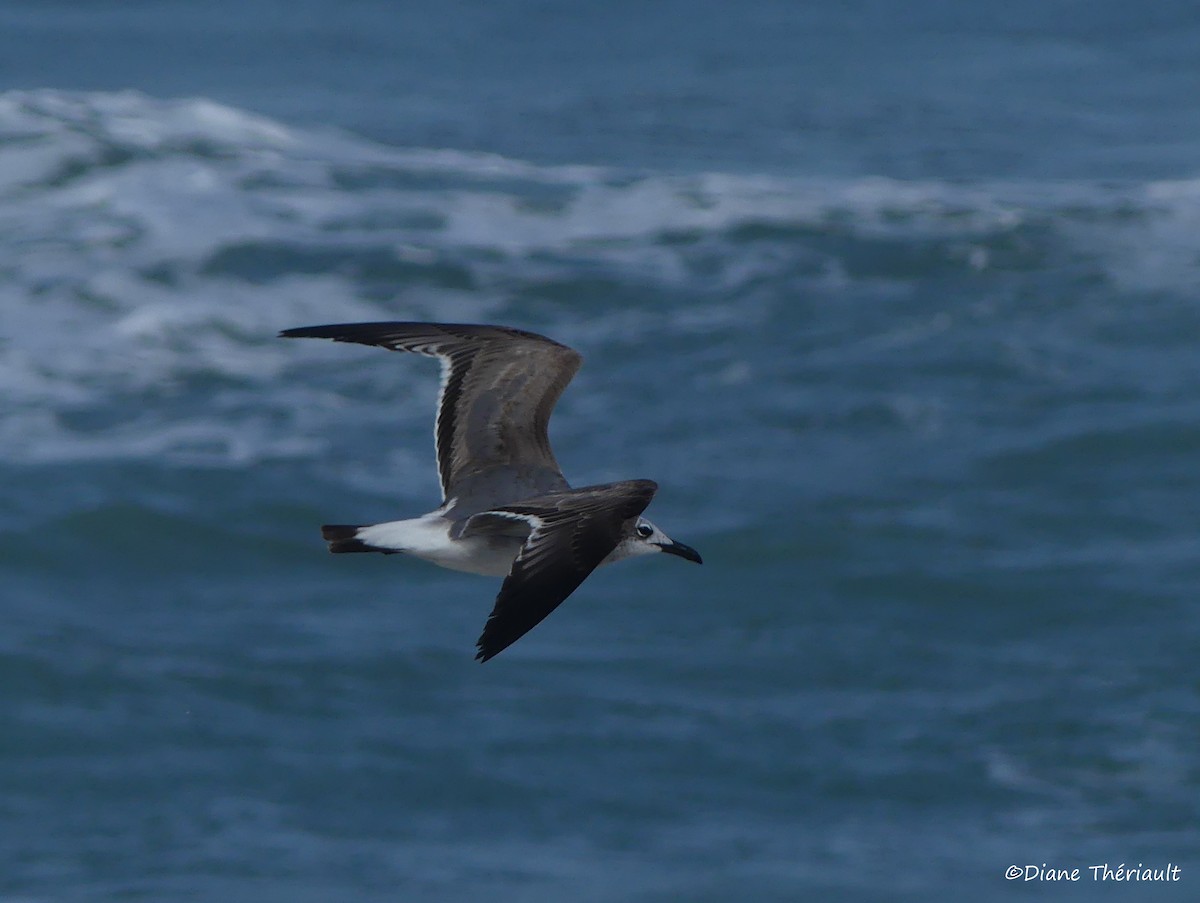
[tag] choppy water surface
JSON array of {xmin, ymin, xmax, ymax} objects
[{"xmin": 2, "ymin": 3, "xmax": 1199, "ymax": 900}]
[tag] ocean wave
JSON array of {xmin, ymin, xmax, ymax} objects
[
  {"xmin": 2, "ymin": 89, "xmax": 1198, "ymax": 469},
  {"xmin": 6, "ymin": 89, "xmax": 1198, "ymax": 267}
]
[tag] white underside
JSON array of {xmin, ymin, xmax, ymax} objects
[{"xmin": 356, "ymin": 514, "xmax": 523, "ymax": 577}]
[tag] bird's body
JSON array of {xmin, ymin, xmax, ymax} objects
[
  {"xmin": 281, "ymin": 321, "xmax": 701, "ymax": 661},
  {"xmin": 352, "ymin": 513, "xmax": 522, "ymax": 577}
]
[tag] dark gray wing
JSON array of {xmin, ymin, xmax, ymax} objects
[
  {"xmin": 465, "ymin": 479, "xmax": 658, "ymax": 662},
  {"xmin": 279, "ymin": 322, "xmax": 581, "ymax": 508}
]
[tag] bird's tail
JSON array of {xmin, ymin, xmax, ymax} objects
[{"xmin": 321, "ymin": 524, "xmax": 397, "ymax": 554}]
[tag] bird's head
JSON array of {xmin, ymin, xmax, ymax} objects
[{"xmin": 616, "ymin": 517, "xmax": 703, "ymax": 564}]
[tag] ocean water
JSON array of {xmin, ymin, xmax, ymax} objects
[{"xmin": 2, "ymin": 3, "xmax": 1199, "ymax": 901}]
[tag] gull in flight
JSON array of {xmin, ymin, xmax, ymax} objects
[{"xmin": 281, "ymin": 322, "xmax": 702, "ymax": 661}]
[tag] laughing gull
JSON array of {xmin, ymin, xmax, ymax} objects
[{"xmin": 280, "ymin": 322, "xmax": 702, "ymax": 661}]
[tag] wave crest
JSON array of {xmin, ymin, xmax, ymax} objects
[{"xmin": 2, "ymin": 89, "xmax": 1197, "ymax": 467}]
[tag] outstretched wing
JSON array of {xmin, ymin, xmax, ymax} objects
[
  {"xmin": 279, "ymin": 322, "xmax": 581, "ymax": 507},
  {"xmin": 466, "ymin": 480, "xmax": 659, "ymax": 662}
]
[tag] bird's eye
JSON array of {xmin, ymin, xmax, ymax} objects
[{"xmin": 636, "ymin": 523, "xmax": 654, "ymax": 538}]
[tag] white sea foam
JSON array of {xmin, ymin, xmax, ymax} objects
[{"xmin": 2, "ymin": 89, "xmax": 1197, "ymax": 468}]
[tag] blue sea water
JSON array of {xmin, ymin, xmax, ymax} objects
[{"xmin": 2, "ymin": 2, "xmax": 1199, "ymax": 900}]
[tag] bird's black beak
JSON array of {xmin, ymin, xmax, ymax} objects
[{"xmin": 659, "ymin": 540, "xmax": 702, "ymax": 564}]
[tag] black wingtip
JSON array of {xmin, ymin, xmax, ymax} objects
[
  {"xmin": 278, "ymin": 322, "xmax": 428, "ymax": 347},
  {"xmin": 475, "ymin": 630, "xmax": 511, "ymax": 663},
  {"xmin": 279, "ymin": 325, "xmax": 335, "ymax": 340}
]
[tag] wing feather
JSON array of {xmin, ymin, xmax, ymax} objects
[
  {"xmin": 280, "ymin": 322, "xmax": 581, "ymax": 507},
  {"xmin": 468, "ymin": 480, "xmax": 658, "ymax": 661}
]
